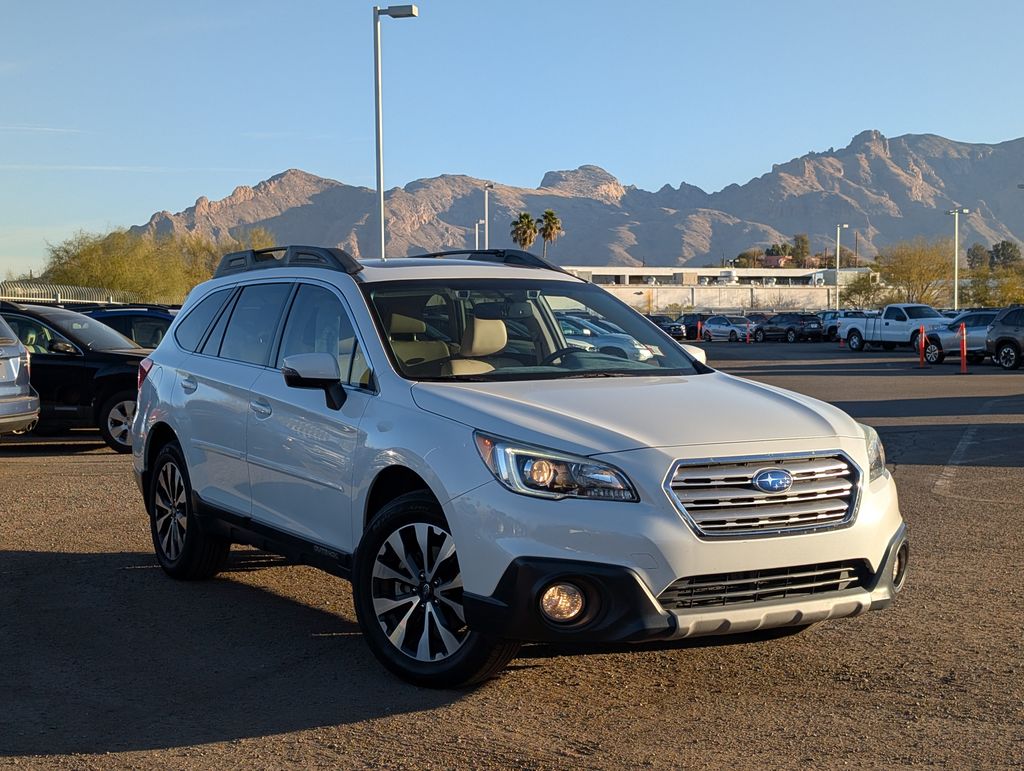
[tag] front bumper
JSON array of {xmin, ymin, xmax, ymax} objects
[{"xmin": 463, "ymin": 524, "xmax": 908, "ymax": 644}]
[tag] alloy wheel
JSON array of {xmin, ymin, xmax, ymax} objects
[
  {"xmin": 371, "ymin": 522, "xmax": 467, "ymax": 662},
  {"xmin": 106, "ymin": 400, "xmax": 135, "ymax": 447},
  {"xmin": 997, "ymin": 344, "xmax": 1020, "ymax": 370},
  {"xmin": 153, "ymin": 461, "xmax": 188, "ymax": 561}
]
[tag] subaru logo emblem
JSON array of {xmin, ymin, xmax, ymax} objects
[{"xmin": 752, "ymin": 468, "xmax": 793, "ymax": 494}]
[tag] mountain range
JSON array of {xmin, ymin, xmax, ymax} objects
[{"xmin": 132, "ymin": 130, "xmax": 1024, "ymax": 267}]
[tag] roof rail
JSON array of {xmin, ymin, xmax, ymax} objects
[
  {"xmin": 409, "ymin": 249, "xmax": 573, "ymax": 276},
  {"xmin": 214, "ymin": 245, "xmax": 363, "ymax": 278}
]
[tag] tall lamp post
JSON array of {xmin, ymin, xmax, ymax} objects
[
  {"xmin": 373, "ymin": 4, "xmax": 418, "ymax": 261},
  {"xmin": 474, "ymin": 219, "xmax": 485, "ymax": 249},
  {"xmin": 483, "ymin": 183, "xmax": 494, "ymax": 249},
  {"xmin": 946, "ymin": 207, "xmax": 969, "ymax": 311},
  {"xmin": 835, "ymin": 223, "xmax": 848, "ymax": 310}
]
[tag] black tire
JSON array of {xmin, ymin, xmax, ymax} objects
[
  {"xmin": 754, "ymin": 329, "xmax": 766, "ymax": 343},
  {"xmin": 785, "ymin": 329, "xmax": 797, "ymax": 344},
  {"xmin": 702, "ymin": 330, "xmax": 713, "ymax": 342},
  {"xmin": 728, "ymin": 330, "xmax": 738, "ymax": 342},
  {"xmin": 98, "ymin": 390, "xmax": 136, "ymax": 453},
  {"xmin": 909, "ymin": 331, "xmax": 921, "ymax": 352},
  {"xmin": 847, "ymin": 330, "xmax": 864, "ymax": 351},
  {"xmin": 995, "ymin": 342, "xmax": 1021, "ymax": 370},
  {"xmin": 924, "ymin": 340, "xmax": 945, "ymax": 365},
  {"xmin": 148, "ymin": 442, "xmax": 230, "ymax": 579},
  {"xmin": 827, "ymin": 326, "xmax": 838, "ymax": 341},
  {"xmin": 353, "ymin": 491, "xmax": 520, "ymax": 688}
]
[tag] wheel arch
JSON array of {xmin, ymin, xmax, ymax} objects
[
  {"xmin": 363, "ymin": 465, "xmax": 440, "ymax": 533},
  {"xmin": 142, "ymin": 421, "xmax": 180, "ymax": 500}
]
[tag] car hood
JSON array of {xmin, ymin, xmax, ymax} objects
[{"xmin": 411, "ymin": 372, "xmax": 864, "ymax": 456}]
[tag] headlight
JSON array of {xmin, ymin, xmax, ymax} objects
[
  {"xmin": 474, "ymin": 433, "xmax": 638, "ymax": 501},
  {"xmin": 860, "ymin": 423, "xmax": 886, "ymax": 482}
]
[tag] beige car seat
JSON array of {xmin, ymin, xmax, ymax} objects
[
  {"xmin": 389, "ymin": 314, "xmax": 451, "ymax": 368},
  {"xmin": 443, "ymin": 317, "xmax": 508, "ymax": 375}
]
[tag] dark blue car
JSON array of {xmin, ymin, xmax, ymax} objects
[{"xmin": 79, "ymin": 305, "xmax": 178, "ymax": 348}]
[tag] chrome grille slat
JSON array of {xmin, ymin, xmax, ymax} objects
[
  {"xmin": 666, "ymin": 452, "xmax": 859, "ymax": 537},
  {"xmin": 657, "ymin": 560, "xmax": 869, "ymax": 610}
]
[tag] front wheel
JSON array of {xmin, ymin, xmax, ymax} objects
[
  {"xmin": 996, "ymin": 342, "xmax": 1021, "ymax": 370},
  {"xmin": 353, "ymin": 492, "xmax": 520, "ymax": 688},
  {"xmin": 728, "ymin": 330, "xmax": 738, "ymax": 342},
  {"xmin": 924, "ymin": 341, "xmax": 945, "ymax": 365},
  {"xmin": 754, "ymin": 329, "xmax": 766, "ymax": 343},
  {"xmin": 847, "ymin": 330, "xmax": 864, "ymax": 351},
  {"xmin": 99, "ymin": 391, "xmax": 136, "ymax": 453},
  {"xmin": 785, "ymin": 329, "xmax": 797, "ymax": 344}
]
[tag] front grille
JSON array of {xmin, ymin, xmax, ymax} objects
[
  {"xmin": 657, "ymin": 560, "xmax": 869, "ymax": 610},
  {"xmin": 667, "ymin": 454, "xmax": 859, "ymax": 537}
]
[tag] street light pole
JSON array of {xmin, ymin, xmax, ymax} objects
[
  {"xmin": 372, "ymin": 5, "xmax": 418, "ymax": 261},
  {"xmin": 483, "ymin": 183, "xmax": 494, "ymax": 249},
  {"xmin": 835, "ymin": 223, "xmax": 848, "ymax": 310},
  {"xmin": 946, "ymin": 207, "xmax": 969, "ymax": 310},
  {"xmin": 474, "ymin": 219, "xmax": 485, "ymax": 250}
]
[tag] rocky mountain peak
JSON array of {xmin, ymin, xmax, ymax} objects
[{"xmin": 540, "ymin": 165, "xmax": 626, "ymax": 204}]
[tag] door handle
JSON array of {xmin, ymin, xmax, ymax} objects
[
  {"xmin": 180, "ymin": 375, "xmax": 198, "ymax": 394},
  {"xmin": 249, "ymin": 400, "xmax": 272, "ymax": 418}
]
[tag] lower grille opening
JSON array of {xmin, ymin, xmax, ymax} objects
[{"xmin": 657, "ymin": 560, "xmax": 870, "ymax": 610}]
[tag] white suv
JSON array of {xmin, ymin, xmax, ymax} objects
[{"xmin": 132, "ymin": 246, "xmax": 909, "ymax": 687}]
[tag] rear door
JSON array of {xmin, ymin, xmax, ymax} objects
[
  {"xmin": 245, "ymin": 282, "xmax": 372, "ymax": 553},
  {"xmin": 966, "ymin": 313, "xmax": 996, "ymax": 351},
  {"xmin": 175, "ymin": 282, "xmax": 293, "ymax": 516}
]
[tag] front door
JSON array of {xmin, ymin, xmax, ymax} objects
[{"xmin": 245, "ymin": 283, "xmax": 372, "ymax": 554}]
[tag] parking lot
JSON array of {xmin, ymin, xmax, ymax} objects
[{"xmin": 2, "ymin": 342, "xmax": 1022, "ymax": 769}]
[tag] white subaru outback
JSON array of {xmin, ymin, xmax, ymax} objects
[{"xmin": 132, "ymin": 246, "xmax": 908, "ymax": 687}]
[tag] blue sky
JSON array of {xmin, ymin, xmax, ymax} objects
[{"xmin": 3, "ymin": 0, "xmax": 1023, "ymax": 274}]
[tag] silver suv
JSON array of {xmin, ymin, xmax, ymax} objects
[
  {"xmin": 133, "ymin": 246, "xmax": 909, "ymax": 687},
  {"xmin": 0, "ymin": 316, "xmax": 39, "ymax": 436}
]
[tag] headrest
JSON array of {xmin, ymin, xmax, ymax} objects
[
  {"xmin": 461, "ymin": 317, "xmax": 507, "ymax": 358},
  {"xmin": 24, "ymin": 330, "xmax": 36, "ymax": 344},
  {"xmin": 389, "ymin": 313, "xmax": 426, "ymax": 335}
]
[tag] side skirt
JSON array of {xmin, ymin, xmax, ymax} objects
[{"xmin": 192, "ymin": 493, "xmax": 352, "ymax": 580}]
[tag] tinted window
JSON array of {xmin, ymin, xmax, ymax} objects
[
  {"xmin": 175, "ymin": 288, "xmax": 232, "ymax": 352},
  {"xmin": 883, "ymin": 307, "xmax": 907, "ymax": 321},
  {"xmin": 220, "ymin": 283, "xmax": 292, "ymax": 366},
  {"xmin": 1002, "ymin": 309, "xmax": 1024, "ymax": 326},
  {"xmin": 278, "ymin": 284, "xmax": 364, "ymax": 385},
  {"xmin": 905, "ymin": 305, "xmax": 942, "ymax": 319}
]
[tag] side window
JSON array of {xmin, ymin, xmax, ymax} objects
[
  {"xmin": 129, "ymin": 317, "xmax": 170, "ymax": 348},
  {"xmin": 278, "ymin": 284, "xmax": 366, "ymax": 386},
  {"xmin": 884, "ymin": 307, "xmax": 907, "ymax": 321},
  {"xmin": 3, "ymin": 314, "xmax": 66, "ymax": 354},
  {"xmin": 101, "ymin": 316, "xmax": 131, "ymax": 337},
  {"xmin": 1001, "ymin": 310, "xmax": 1022, "ymax": 326},
  {"xmin": 220, "ymin": 283, "xmax": 292, "ymax": 366},
  {"xmin": 175, "ymin": 288, "xmax": 233, "ymax": 352}
]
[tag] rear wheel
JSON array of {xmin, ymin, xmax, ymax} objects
[
  {"xmin": 148, "ymin": 442, "xmax": 230, "ymax": 579},
  {"xmin": 995, "ymin": 342, "xmax": 1021, "ymax": 370},
  {"xmin": 785, "ymin": 329, "xmax": 797, "ymax": 344},
  {"xmin": 702, "ymin": 330, "xmax": 713, "ymax": 342},
  {"xmin": 728, "ymin": 330, "xmax": 738, "ymax": 342},
  {"xmin": 754, "ymin": 329, "xmax": 766, "ymax": 343},
  {"xmin": 847, "ymin": 330, "xmax": 864, "ymax": 351},
  {"xmin": 98, "ymin": 391, "xmax": 136, "ymax": 453},
  {"xmin": 353, "ymin": 492, "xmax": 520, "ymax": 688}
]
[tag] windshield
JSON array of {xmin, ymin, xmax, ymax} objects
[
  {"xmin": 905, "ymin": 305, "xmax": 943, "ymax": 319},
  {"xmin": 36, "ymin": 308, "xmax": 140, "ymax": 351},
  {"xmin": 363, "ymin": 279, "xmax": 701, "ymax": 381},
  {"xmin": 727, "ymin": 316, "xmax": 748, "ymax": 325}
]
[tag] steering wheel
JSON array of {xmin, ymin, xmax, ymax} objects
[{"xmin": 541, "ymin": 347, "xmax": 581, "ymax": 366}]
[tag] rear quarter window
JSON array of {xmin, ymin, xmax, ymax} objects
[{"xmin": 174, "ymin": 288, "xmax": 233, "ymax": 352}]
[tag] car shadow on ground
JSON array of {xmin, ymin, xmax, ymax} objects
[
  {"xmin": 0, "ymin": 550, "xmax": 457, "ymax": 757},
  {"xmin": 0, "ymin": 429, "xmax": 109, "ymax": 456}
]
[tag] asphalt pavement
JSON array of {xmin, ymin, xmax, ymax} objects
[{"xmin": 1, "ymin": 342, "xmax": 1022, "ymax": 769}]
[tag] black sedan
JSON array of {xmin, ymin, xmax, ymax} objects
[
  {"xmin": 0, "ymin": 302, "xmax": 151, "ymax": 451},
  {"xmin": 645, "ymin": 314, "xmax": 686, "ymax": 340},
  {"xmin": 752, "ymin": 313, "xmax": 825, "ymax": 343}
]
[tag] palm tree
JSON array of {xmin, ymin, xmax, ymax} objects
[
  {"xmin": 510, "ymin": 212, "xmax": 538, "ymax": 250},
  {"xmin": 538, "ymin": 209, "xmax": 563, "ymax": 259}
]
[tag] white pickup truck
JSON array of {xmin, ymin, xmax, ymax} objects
[{"xmin": 838, "ymin": 303, "xmax": 949, "ymax": 351}]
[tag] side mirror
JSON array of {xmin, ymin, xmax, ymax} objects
[
  {"xmin": 48, "ymin": 339, "xmax": 78, "ymax": 355},
  {"xmin": 680, "ymin": 343, "xmax": 707, "ymax": 365},
  {"xmin": 281, "ymin": 352, "xmax": 346, "ymax": 410}
]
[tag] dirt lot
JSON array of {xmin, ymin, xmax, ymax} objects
[{"xmin": 2, "ymin": 344, "xmax": 1022, "ymax": 769}]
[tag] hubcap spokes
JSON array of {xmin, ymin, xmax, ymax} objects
[
  {"xmin": 108, "ymin": 400, "xmax": 135, "ymax": 446},
  {"xmin": 371, "ymin": 523, "xmax": 467, "ymax": 662},
  {"xmin": 153, "ymin": 462, "xmax": 187, "ymax": 561}
]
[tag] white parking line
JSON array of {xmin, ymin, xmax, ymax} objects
[{"xmin": 931, "ymin": 424, "xmax": 980, "ymax": 496}]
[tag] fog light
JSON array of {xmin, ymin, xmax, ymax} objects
[
  {"xmin": 892, "ymin": 542, "xmax": 909, "ymax": 591},
  {"xmin": 540, "ymin": 582, "xmax": 585, "ymax": 623}
]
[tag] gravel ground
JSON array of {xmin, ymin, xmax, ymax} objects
[{"xmin": 1, "ymin": 344, "xmax": 1022, "ymax": 769}]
